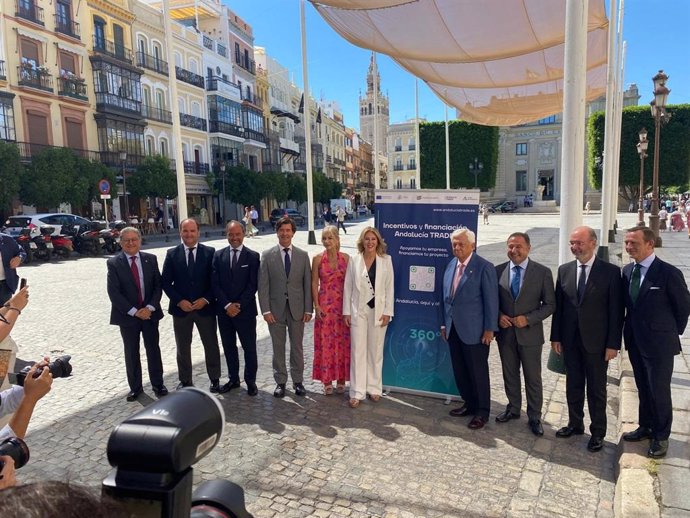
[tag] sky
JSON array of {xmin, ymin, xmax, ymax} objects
[{"xmin": 229, "ymin": 0, "xmax": 690, "ymax": 131}]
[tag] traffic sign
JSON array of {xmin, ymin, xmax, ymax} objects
[
  {"xmin": 100, "ymin": 194, "xmax": 111, "ymax": 199},
  {"xmin": 99, "ymin": 179, "xmax": 111, "ymax": 195}
]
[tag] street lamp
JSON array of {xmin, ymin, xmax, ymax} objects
[
  {"xmin": 119, "ymin": 151, "xmax": 128, "ymax": 221},
  {"xmin": 648, "ymin": 70, "xmax": 671, "ymax": 247},
  {"xmin": 219, "ymin": 161, "xmax": 226, "ymax": 225},
  {"xmin": 469, "ymin": 157, "xmax": 483, "ymax": 189},
  {"xmin": 636, "ymin": 128, "xmax": 648, "ymax": 226}
]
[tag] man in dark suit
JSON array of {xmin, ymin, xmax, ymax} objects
[
  {"xmin": 0, "ymin": 232, "xmax": 26, "ymax": 306},
  {"xmin": 440, "ymin": 228, "xmax": 498, "ymax": 429},
  {"xmin": 495, "ymin": 232, "xmax": 555, "ymax": 436},
  {"xmin": 550, "ymin": 226, "xmax": 623, "ymax": 452},
  {"xmin": 162, "ymin": 218, "xmax": 221, "ymax": 392},
  {"xmin": 258, "ymin": 217, "xmax": 312, "ymax": 398},
  {"xmin": 621, "ymin": 226, "xmax": 690, "ymax": 458},
  {"xmin": 212, "ymin": 220, "xmax": 260, "ymax": 396},
  {"xmin": 106, "ymin": 227, "xmax": 167, "ymax": 402}
]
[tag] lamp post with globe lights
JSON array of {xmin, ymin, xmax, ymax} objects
[
  {"xmin": 636, "ymin": 128, "xmax": 648, "ymax": 227},
  {"xmin": 648, "ymin": 70, "xmax": 671, "ymax": 247}
]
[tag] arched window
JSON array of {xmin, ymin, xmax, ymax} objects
[
  {"xmin": 93, "ymin": 16, "xmax": 106, "ymax": 49},
  {"xmin": 191, "ymin": 101, "xmax": 201, "ymax": 117},
  {"xmin": 160, "ymin": 138, "xmax": 168, "ymax": 157}
]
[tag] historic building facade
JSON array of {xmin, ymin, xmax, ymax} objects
[{"xmin": 359, "ymin": 53, "xmax": 388, "ymax": 159}]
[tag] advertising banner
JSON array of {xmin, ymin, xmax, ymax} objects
[{"xmin": 376, "ymin": 190, "xmax": 479, "ymax": 398}]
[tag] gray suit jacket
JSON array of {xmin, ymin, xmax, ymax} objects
[
  {"xmin": 496, "ymin": 259, "xmax": 555, "ymax": 346},
  {"xmin": 258, "ymin": 244, "xmax": 313, "ymax": 321}
]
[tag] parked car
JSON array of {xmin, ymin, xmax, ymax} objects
[
  {"xmin": 493, "ymin": 201, "xmax": 518, "ymax": 213},
  {"xmin": 3, "ymin": 213, "xmax": 91, "ymax": 238},
  {"xmin": 269, "ymin": 208, "xmax": 305, "ymax": 228}
]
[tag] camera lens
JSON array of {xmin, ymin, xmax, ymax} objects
[
  {"xmin": 48, "ymin": 355, "xmax": 73, "ymax": 379},
  {"xmin": 0, "ymin": 437, "xmax": 30, "ymax": 470}
]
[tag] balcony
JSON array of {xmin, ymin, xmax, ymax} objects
[
  {"xmin": 175, "ymin": 66, "xmax": 204, "ymax": 88},
  {"xmin": 180, "ymin": 113, "xmax": 207, "ymax": 131},
  {"xmin": 241, "ymin": 92, "xmax": 262, "ymax": 108},
  {"xmin": 11, "ymin": 141, "xmax": 101, "ymax": 163},
  {"xmin": 57, "ymin": 77, "xmax": 87, "ymax": 100},
  {"xmin": 142, "ymin": 104, "xmax": 172, "ymax": 124},
  {"xmin": 206, "ymin": 76, "xmax": 241, "ymax": 100},
  {"xmin": 54, "ymin": 14, "xmax": 80, "ymax": 39},
  {"xmin": 0, "ymin": 61, "xmax": 5, "ymax": 81},
  {"xmin": 136, "ymin": 52, "xmax": 168, "ymax": 75},
  {"xmin": 234, "ymin": 54, "xmax": 255, "ymax": 75},
  {"xmin": 408, "ymin": 144, "xmax": 416, "ymax": 151},
  {"xmin": 184, "ymin": 161, "xmax": 209, "ymax": 175},
  {"xmin": 394, "ymin": 145, "xmax": 402, "ymax": 152},
  {"xmin": 100, "ymin": 151, "xmax": 146, "ymax": 169},
  {"xmin": 17, "ymin": 66, "xmax": 53, "ymax": 92},
  {"xmin": 92, "ymin": 36, "xmax": 132, "ymax": 64},
  {"xmin": 216, "ymin": 44, "xmax": 227, "ymax": 58},
  {"xmin": 393, "ymin": 164, "xmax": 404, "ymax": 171},
  {"xmin": 408, "ymin": 164, "xmax": 417, "ymax": 170},
  {"xmin": 208, "ymin": 120, "xmax": 244, "ymax": 138},
  {"xmin": 203, "ymin": 36, "xmax": 213, "ymax": 50},
  {"xmin": 16, "ymin": 0, "xmax": 44, "ymax": 25},
  {"xmin": 95, "ymin": 93, "xmax": 141, "ymax": 115}
]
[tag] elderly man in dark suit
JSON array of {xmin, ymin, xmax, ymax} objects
[
  {"xmin": 259, "ymin": 216, "xmax": 312, "ymax": 398},
  {"xmin": 440, "ymin": 227, "xmax": 499, "ymax": 430},
  {"xmin": 162, "ymin": 218, "xmax": 221, "ymax": 392},
  {"xmin": 550, "ymin": 226, "xmax": 623, "ymax": 452},
  {"xmin": 107, "ymin": 227, "xmax": 167, "ymax": 402},
  {"xmin": 0, "ymin": 232, "xmax": 26, "ymax": 306},
  {"xmin": 212, "ymin": 220, "xmax": 260, "ymax": 396},
  {"xmin": 495, "ymin": 232, "xmax": 555, "ymax": 436},
  {"xmin": 621, "ymin": 226, "xmax": 690, "ymax": 458}
]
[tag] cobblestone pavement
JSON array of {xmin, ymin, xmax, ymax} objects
[{"xmin": 12, "ymin": 213, "xmax": 635, "ymax": 517}]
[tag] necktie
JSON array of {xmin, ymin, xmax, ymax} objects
[
  {"xmin": 232, "ymin": 248, "xmax": 238, "ymax": 269},
  {"xmin": 511, "ymin": 265, "xmax": 521, "ymax": 299},
  {"xmin": 187, "ymin": 247, "xmax": 195, "ymax": 274},
  {"xmin": 577, "ymin": 264, "xmax": 587, "ymax": 303},
  {"xmin": 130, "ymin": 256, "xmax": 143, "ymax": 308},
  {"xmin": 451, "ymin": 262, "xmax": 465, "ymax": 296},
  {"xmin": 284, "ymin": 248, "xmax": 291, "ymax": 276},
  {"xmin": 630, "ymin": 263, "xmax": 642, "ymax": 303}
]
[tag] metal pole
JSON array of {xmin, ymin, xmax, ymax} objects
[
  {"xmin": 300, "ymin": 0, "xmax": 316, "ymax": 245},
  {"xmin": 637, "ymin": 151, "xmax": 645, "ymax": 226},
  {"xmin": 415, "ymin": 78, "xmax": 420, "ymax": 189},
  {"xmin": 558, "ymin": 0, "xmax": 589, "ymax": 264},
  {"xmin": 608, "ymin": 38, "xmax": 627, "ymax": 242},
  {"xmin": 373, "ymin": 52, "xmax": 380, "ymax": 191},
  {"xmin": 122, "ymin": 159, "xmax": 129, "ymax": 221},
  {"xmin": 649, "ymin": 111, "xmax": 662, "ymax": 246},
  {"xmin": 444, "ymin": 96, "xmax": 450, "ymax": 190},
  {"xmin": 220, "ymin": 164, "xmax": 226, "ymax": 225}
]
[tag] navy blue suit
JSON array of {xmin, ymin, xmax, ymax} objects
[
  {"xmin": 162, "ymin": 243, "xmax": 221, "ymax": 385},
  {"xmin": 623, "ymin": 257, "xmax": 690, "ymax": 440},
  {"xmin": 212, "ymin": 245, "xmax": 260, "ymax": 384},
  {"xmin": 440, "ymin": 252, "xmax": 499, "ymax": 419},
  {"xmin": 0, "ymin": 233, "xmax": 26, "ymax": 305},
  {"xmin": 106, "ymin": 251, "xmax": 164, "ymax": 392}
]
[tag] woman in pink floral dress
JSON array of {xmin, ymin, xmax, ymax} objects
[{"xmin": 311, "ymin": 225, "xmax": 350, "ymax": 394}]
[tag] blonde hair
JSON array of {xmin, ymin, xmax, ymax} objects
[
  {"xmin": 321, "ymin": 225, "xmax": 340, "ymax": 251},
  {"xmin": 356, "ymin": 226, "xmax": 387, "ymax": 255}
]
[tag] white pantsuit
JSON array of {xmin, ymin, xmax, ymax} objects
[{"xmin": 343, "ymin": 253, "xmax": 394, "ymax": 400}]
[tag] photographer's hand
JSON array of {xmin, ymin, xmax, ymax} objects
[
  {"xmin": 9, "ymin": 359, "xmax": 52, "ymax": 439},
  {"xmin": 0, "ymin": 456, "xmax": 17, "ymax": 489},
  {"xmin": 8, "ymin": 287, "xmax": 29, "ymax": 311}
]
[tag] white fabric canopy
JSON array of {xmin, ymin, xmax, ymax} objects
[{"xmin": 312, "ymin": 0, "xmax": 609, "ymax": 126}]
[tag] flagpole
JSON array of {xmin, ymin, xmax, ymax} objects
[
  {"xmin": 373, "ymin": 52, "xmax": 380, "ymax": 191},
  {"xmin": 300, "ymin": 0, "xmax": 316, "ymax": 244},
  {"xmin": 415, "ymin": 78, "xmax": 420, "ymax": 189}
]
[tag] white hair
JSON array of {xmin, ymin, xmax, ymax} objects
[{"xmin": 450, "ymin": 227, "xmax": 475, "ymax": 244}]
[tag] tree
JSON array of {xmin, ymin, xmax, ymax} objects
[
  {"xmin": 128, "ymin": 155, "xmax": 178, "ymax": 198},
  {"xmin": 262, "ymin": 171, "xmax": 289, "ymax": 205},
  {"xmin": 286, "ymin": 173, "xmax": 307, "ymax": 205},
  {"xmin": 420, "ymin": 120, "xmax": 499, "ymax": 190},
  {"xmin": 0, "ymin": 141, "xmax": 22, "ymax": 217},
  {"xmin": 225, "ymin": 165, "xmax": 263, "ymax": 206},
  {"xmin": 588, "ymin": 104, "xmax": 690, "ymax": 202},
  {"xmin": 20, "ymin": 147, "xmax": 75, "ymax": 210},
  {"xmin": 64, "ymin": 157, "xmax": 116, "ymax": 214}
]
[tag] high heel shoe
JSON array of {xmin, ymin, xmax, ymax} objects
[
  {"xmin": 349, "ymin": 398, "xmax": 360, "ymax": 408},
  {"xmin": 324, "ymin": 384, "xmax": 334, "ymax": 395}
]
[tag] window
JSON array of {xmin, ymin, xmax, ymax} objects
[
  {"xmin": 145, "ymin": 136, "xmax": 154, "ymax": 156},
  {"xmin": 113, "ymin": 24, "xmax": 125, "ymax": 59},
  {"xmin": 59, "ymin": 51, "xmax": 76, "ymax": 76},
  {"xmin": 235, "ymin": 43, "xmax": 240, "ymax": 63},
  {"xmin": 0, "ymin": 95, "xmax": 16, "ymax": 141},
  {"xmin": 93, "ymin": 17, "xmax": 105, "ymax": 49},
  {"xmin": 538, "ymin": 115, "xmax": 556, "ymax": 125},
  {"xmin": 516, "ymin": 170, "xmax": 527, "ymax": 192},
  {"xmin": 516, "ymin": 143, "xmax": 527, "ymax": 155},
  {"xmin": 159, "ymin": 138, "xmax": 168, "ymax": 157}
]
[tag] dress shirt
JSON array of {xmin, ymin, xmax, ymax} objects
[
  {"xmin": 576, "ymin": 255, "xmax": 596, "ymax": 286},
  {"xmin": 633, "ymin": 253, "xmax": 656, "ymax": 286},
  {"xmin": 224, "ymin": 245, "xmax": 244, "ymax": 310},
  {"xmin": 124, "ymin": 252, "xmax": 154, "ymax": 316},
  {"xmin": 509, "ymin": 258, "xmax": 529, "ymax": 293},
  {"xmin": 185, "ymin": 245, "xmax": 198, "ymax": 265},
  {"xmin": 282, "ymin": 245, "xmax": 293, "ymax": 271}
]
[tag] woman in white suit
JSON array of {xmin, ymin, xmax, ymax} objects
[{"xmin": 343, "ymin": 226, "xmax": 394, "ymax": 408}]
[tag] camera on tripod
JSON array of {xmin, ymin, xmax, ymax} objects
[
  {"xmin": 102, "ymin": 387, "xmax": 253, "ymax": 518},
  {"xmin": 7, "ymin": 355, "xmax": 72, "ymax": 387}
]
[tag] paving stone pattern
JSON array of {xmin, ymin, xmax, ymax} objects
[{"xmin": 12, "ymin": 213, "xmax": 634, "ymax": 517}]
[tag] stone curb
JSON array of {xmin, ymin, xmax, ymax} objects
[{"xmin": 615, "ymin": 350, "xmax": 660, "ymax": 517}]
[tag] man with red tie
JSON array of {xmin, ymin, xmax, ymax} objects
[{"xmin": 107, "ymin": 227, "xmax": 167, "ymax": 402}]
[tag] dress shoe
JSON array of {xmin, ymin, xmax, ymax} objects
[
  {"xmin": 294, "ymin": 383, "xmax": 307, "ymax": 396},
  {"xmin": 495, "ymin": 410, "xmax": 520, "ymax": 423},
  {"xmin": 219, "ymin": 380, "xmax": 241, "ymax": 394},
  {"xmin": 529, "ymin": 419, "xmax": 544, "ymax": 436},
  {"xmin": 647, "ymin": 439, "xmax": 669, "ymax": 458},
  {"xmin": 449, "ymin": 405, "xmax": 472, "ymax": 417},
  {"xmin": 153, "ymin": 385, "xmax": 168, "ymax": 397},
  {"xmin": 176, "ymin": 382, "xmax": 193, "ymax": 390},
  {"xmin": 273, "ymin": 384, "xmax": 286, "ymax": 398},
  {"xmin": 468, "ymin": 416, "xmax": 488, "ymax": 429},
  {"xmin": 126, "ymin": 389, "xmax": 142, "ymax": 402},
  {"xmin": 556, "ymin": 425, "xmax": 585, "ymax": 438},
  {"xmin": 587, "ymin": 436, "xmax": 604, "ymax": 452},
  {"xmin": 247, "ymin": 382, "xmax": 258, "ymax": 396},
  {"xmin": 623, "ymin": 426, "xmax": 653, "ymax": 442},
  {"xmin": 209, "ymin": 380, "xmax": 220, "ymax": 393}
]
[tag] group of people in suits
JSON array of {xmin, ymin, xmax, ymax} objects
[{"xmin": 440, "ymin": 225, "xmax": 689, "ymax": 458}]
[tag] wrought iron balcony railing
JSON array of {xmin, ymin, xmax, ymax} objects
[
  {"xmin": 16, "ymin": 0, "xmax": 44, "ymax": 25},
  {"xmin": 57, "ymin": 77, "xmax": 87, "ymax": 100},
  {"xmin": 92, "ymin": 36, "xmax": 132, "ymax": 64},
  {"xmin": 180, "ymin": 113, "xmax": 207, "ymax": 131},
  {"xmin": 17, "ymin": 66, "xmax": 53, "ymax": 92},
  {"xmin": 136, "ymin": 52, "xmax": 168, "ymax": 75},
  {"xmin": 184, "ymin": 161, "xmax": 209, "ymax": 175},
  {"xmin": 142, "ymin": 104, "xmax": 172, "ymax": 124},
  {"xmin": 54, "ymin": 14, "xmax": 80, "ymax": 39},
  {"xmin": 175, "ymin": 66, "xmax": 204, "ymax": 88}
]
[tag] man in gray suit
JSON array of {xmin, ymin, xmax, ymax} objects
[
  {"xmin": 259, "ymin": 216, "xmax": 313, "ymax": 398},
  {"xmin": 495, "ymin": 232, "xmax": 555, "ymax": 436}
]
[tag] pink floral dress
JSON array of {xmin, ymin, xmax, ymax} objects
[{"xmin": 313, "ymin": 252, "xmax": 350, "ymax": 382}]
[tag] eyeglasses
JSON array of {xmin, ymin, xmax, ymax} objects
[{"xmin": 121, "ymin": 238, "xmax": 140, "ymax": 244}]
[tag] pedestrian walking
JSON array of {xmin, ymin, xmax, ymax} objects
[{"xmin": 336, "ymin": 206, "xmax": 347, "ymax": 234}]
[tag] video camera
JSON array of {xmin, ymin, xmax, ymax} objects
[
  {"xmin": 102, "ymin": 387, "xmax": 253, "ymax": 518},
  {"xmin": 7, "ymin": 355, "xmax": 72, "ymax": 387}
]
